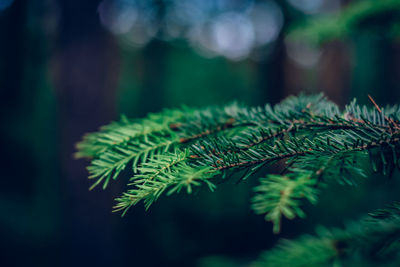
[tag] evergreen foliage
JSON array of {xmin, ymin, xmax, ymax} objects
[
  {"xmin": 253, "ymin": 203, "xmax": 400, "ymax": 267},
  {"xmin": 77, "ymin": 93, "xmax": 400, "ymax": 266},
  {"xmin": 289, "ymin": 0, "xmax": 400, "ymax": 44},
  {"xmin": 252, "ymin": 174, "xmax": 319, "ymax": 234}
]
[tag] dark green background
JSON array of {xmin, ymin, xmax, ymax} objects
[{"xmin": 0, "ymin": 0, "xmax": 399, "ymax": 266}]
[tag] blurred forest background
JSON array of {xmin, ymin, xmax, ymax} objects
[{"xmin": 1, "ymin": 0, "xmax": 400, "ymax": 266}]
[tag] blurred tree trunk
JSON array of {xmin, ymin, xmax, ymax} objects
[
  {"xmin": 257, "ymin": 2, "xmax": 295, "ymax": 105},
  {"xmin": 351, "ymin": 35, "xmax": 398, "ymax": 105},
  {"xmin": 0, "ymin": 1, "xmax": 63, "ymax": 266},
  {"xmin": 53, "ymin": 0, "xmax": 121, "ymax": 265},
  {"xmin": 137, "ymin": 39, "xmax": 167, "ymax": 116},
  {"xmin": 136, "ymin": 0, "xmax": 168, "ymax": 116},
  {"xmin": 0, "ymin": 0, "xmax": 27, "ymax": 118},
  {"xmin": 391, "ymin": 43, "xmax": 400, "ymax": 102},
  {"xmin": 256, "ymin": 38, "xmax": 286, "ymax": 105},
  {"xmin": 317, "ymin": 42, "xmax": 350, "ymax": 106}
]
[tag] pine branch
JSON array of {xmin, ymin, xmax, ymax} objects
[
  {"xmin": 113, "ymin": 149, "xmax": 218, "ymax": 215},
  {"xmin": 87, "ymin": 132, "xmax": 178, "ymax": 190},
  {"xmin": 253, "ymin": 203, "xmax": 400, "ymax": 267},
  {"xmin": 75, "ymin": 109, "xmax": 185, "ymax": 159},
  {"xmin": 76, "ymin": 93, "xmax": 400, "ymax": 234},
  {"xmin": 77, "ymin": 104, "xmax": 247, "ymax": 190},
  {"xmin": 252, "ymin": 174, "xmax": 319, "ymax": 234}
]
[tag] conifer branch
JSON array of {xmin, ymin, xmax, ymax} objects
[
  {"xmin": 76, "ymin": 93, "xmax": 400, "ymax": 233},
  {"xmin": 252, "ymin": 174, "xmax": 319, "ymax": 234},
  {"xmin": 113, "ymin": 149, "xmax": 218, "ymax": 215},
  {"xmin": 253, "ymin": 203, "xmax": 400, "ymax": 267}
]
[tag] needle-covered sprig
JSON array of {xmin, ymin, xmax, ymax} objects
[
  {"xmin": 253, "ymin": 203, "xmax": 400, "ymax": 267},
  {"xmin": 76, "ymin": 93, "xmax": 400, "ymax": 234}
]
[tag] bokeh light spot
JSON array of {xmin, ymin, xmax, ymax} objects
[{"xmin": 211, "ymin": 12, "xmax": 255, "ymax": 60}]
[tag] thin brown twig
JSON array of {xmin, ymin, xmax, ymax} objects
[
  {"xmin": 212, "ymin": 137, "xmax": 400, "ymax": 171},
  {"xmin": 368, "ymin": 95, "xmax": 382, "ymax": 113},
  {"xmin": 368, "ymin": 94, "xmax": 400, "ymax": 130}
]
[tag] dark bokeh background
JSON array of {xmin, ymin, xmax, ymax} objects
[{"xmin": 1, "ymin": 0, "xmax": 400, "ymax": 266}]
